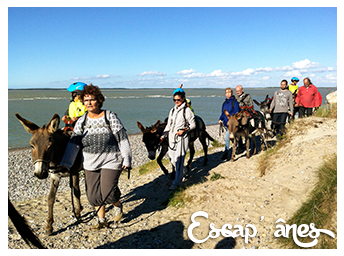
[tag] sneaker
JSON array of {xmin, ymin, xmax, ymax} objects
[
  {"xmin": 221, "ymin": 151, "xmax": 228, "ymax": 160},
  {"xmin": 91, "ymin": 219, "xmax": 108, "ymax": 230},
  {"xmin": 113, "ymin": 203, "xmax": 123, "ymax": 223},
  {"xmin": 169, "ymin": 184, "xmax": 178, "ymax": 190}
]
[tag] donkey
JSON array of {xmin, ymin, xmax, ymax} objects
[
  {"xmin": 15, "ymin": 113, "xmax": 83, "ymax": 236},
  {"xmin": 253, "ymin": 95, "xmax": 274, "ymax": 137},
  {"xmin": 224, "ymin": 109, "xmax": 270, "ymax": 161},
  {"xmin": 224, "ymin": 110, "xmax": 256, "ymax": 161},
  {"xmin": 137, "ymin": 116, "xmax": 214, "ymax": 177}
]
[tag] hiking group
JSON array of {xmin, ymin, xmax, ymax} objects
[{"xmin": 21, "ymin": 78, "xmax": 321, "ymax": 231}]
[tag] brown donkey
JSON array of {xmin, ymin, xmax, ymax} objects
[
  {"xmin": 224, "ymin": 110, "xmax": 257, "ymax": 161},
  {"xmin": 15, "ymin": 113, "xmax": 83, "ymax": 235}
]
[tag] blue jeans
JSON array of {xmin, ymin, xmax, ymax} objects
[{"xmin": 224, "ymin": 127, "xmax": 230, "ymax": 152}]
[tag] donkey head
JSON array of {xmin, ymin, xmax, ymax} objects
[
  {"xmin": 253, "ymin": 95, "xmax": 271, "ymax": 120},
  {"xmin": 137, "ymin": 120, "xmax": 162, "ymax": 160},
  {"xmin": 15, "ymin": 113, "xmax": 60, "ymax": 179},
  {"xmin": 224, "ymin": 110, "xmax": 242, "ymax": 141}
]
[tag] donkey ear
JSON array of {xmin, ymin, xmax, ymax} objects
[
  {"xmin": 264, "ymin": 95, "xmax": 269, "ymax": 103},
  {"xmin": 253, "ymin": 99, "xmax": 260, "ymax": 106},
  {"xmin": 47, "ymin": 114, "xmax": 60, "ymax": 134},
  {"xmin": 224, "ymin": 109, "xmax": 230, "ymax": 118},
  {"xmin": 235, "ymin": 111, "xmax": 243, "ymax": 120},
  {"xmin": 137, "ymin": 121, "xmax": 146, "ymax": 133},
  {"xmin": 15, "ymin": 113, "xmax": 40, "ymax": 134},
  {"xmin": 151, "ymin": 120, "xmax": 161, "ymax": 133}
]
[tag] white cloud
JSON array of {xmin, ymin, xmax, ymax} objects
[
  {"xmin": 184, "ymin": 72, "xmax": 206, "ymax": 78},
  {"xmin": 262, "ymin": 76, "xmax": 271, "ymax": 80},
  {"xmin": 292, "ymin": 59, "xmax": 319, "ymax": 69},
  {"xmin": 255, "ymin": 67, "xmax": 273, "ymax": 73},
  {"xmin": 176, "ymin": 68, "xmax": 196, "ymax": 75},
  {"xmin": 231, "ymin": 68, "xmax": 255, "ymax": 76},
  {"xmin": 284, "ymin": 70, "xmax": 302, "ymax": 78},
  {"xmin": 96, "ymin": 74, "xmax": 111, "ymax": 79},
  {"xmin": 137, "ymin": 71, "xmax": 166, "ymax": 76},
  {"xmin": 326, "ymin": 74, "xmax": 337, "ymax": 80},
  {"xmin": 207, "ymin": 70, "xmax": 229, "ymax": 77},
  {"xmin": 275, "ymin": 66, "xmax": 292, "ymax": 71}
]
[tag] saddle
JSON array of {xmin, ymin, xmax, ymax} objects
[{"xmin": 241, "ymin": 105, "xmax": 264, "ymax": 129}]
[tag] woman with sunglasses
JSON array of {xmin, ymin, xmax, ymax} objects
[{"xmin": 161, "ymin": 88, "xmax": 196, "ymax": 190}]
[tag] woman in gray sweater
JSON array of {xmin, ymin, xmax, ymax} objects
[
  {"xmin": 60, "ymin": 85, "xmax": 131, "ymax": 229},
  {"xmin": 269, "ymin": 80, "xmax": 294, "ymax": 138}
]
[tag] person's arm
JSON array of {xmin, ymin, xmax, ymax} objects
[{"xmin": 114, "ymin": 128, "xmax": 132, "ymax": 168}]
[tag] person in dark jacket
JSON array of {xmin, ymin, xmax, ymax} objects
[{"xmin": 219, "ymin": 88, "xmax": 240, "ymax": 160}]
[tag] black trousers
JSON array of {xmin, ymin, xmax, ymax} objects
[
  {"xmin": 273, "ymin": 112, "xmax": 288, "ymax": 137},
  {"xmin": 299, "ymin": 106, "xmax": 313, "ymax": 118}
]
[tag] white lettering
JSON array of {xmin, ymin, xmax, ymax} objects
[{"xmin": 274, "ymin": 218, "xmax": 335, "ymax": 248}]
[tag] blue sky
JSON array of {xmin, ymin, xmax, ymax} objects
[{"xmin": 8, "ymin": 5, "xmax": 338, "ymax": 89}]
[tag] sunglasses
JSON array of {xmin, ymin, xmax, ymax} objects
[{"xmin": 173, "ymin": 98, "xmax": 182, "ymax": 102}]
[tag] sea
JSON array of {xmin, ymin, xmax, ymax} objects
[{"xmin": 8, "ymin": 87, "xmax": 335, "ymax": 149}]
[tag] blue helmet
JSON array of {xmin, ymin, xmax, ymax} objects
[
  {"xmin": 67, "ymin": 82, "xmax": 87, "ymax": 93},
  {"xmin": 291, "ymin": 77, "xmax": 299, "ymax": 82},
  {"xmin": 173, "ymin": 87, "xmax": 184, "ymax": 96}
]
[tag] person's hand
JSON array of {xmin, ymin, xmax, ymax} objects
[
  {"xmin": 71, "ymin": 116, "xmax": 78, "ymax": 122},
  {"xmin": 218, "ymin": 120, "xmax": 223, "ymax": 124},
  {"xmin": 289, "ymin": 112, "xmax": 293, "ymax": 116},
  {"xmin": 122, "ymin": 165, "xmax": 130, "ymax": 170},
  {"xmin": 62, "ymin": 115, "xmax": 68, "ymax": 122},
  {"xmin": 177, "ymin": 128, "xmax": 187, "ymax": 136}
]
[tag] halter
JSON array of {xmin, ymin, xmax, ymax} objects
[{"xmin": 33, "ymin": 158, "xmax": 65, "ymax": 173}]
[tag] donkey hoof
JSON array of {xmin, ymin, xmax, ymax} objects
[{"xmin": 46, "ymin": 229, "xmax": 53, "ymax": 236}]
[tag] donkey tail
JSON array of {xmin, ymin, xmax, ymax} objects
[{"xmin": 205, "ymin": 131, "xmax": 215, "ymax": 141}]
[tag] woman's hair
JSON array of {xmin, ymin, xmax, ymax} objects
[
  {"xmin": 225, "ymin": 87, "xmax": 233, "ymax": 95},
  {"xmin": 80, "ymin": 84, "xmax": 105, "ymax": 109},
  {"xmin": 173, "ymin": 90, "xmax": 186, "ymax": 102}
]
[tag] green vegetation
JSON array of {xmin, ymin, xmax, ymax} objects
[
  {"xmin": 316, "ymin": 103, "xmax": 337, "ymax": 118},
  {"xmin": 210, "ymin": 172, "xmax": 225, "ymax": 181}
]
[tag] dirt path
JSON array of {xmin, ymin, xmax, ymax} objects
[{"xmin": 8, "ymin": 117, "xmax": 337, "ymax": 249}]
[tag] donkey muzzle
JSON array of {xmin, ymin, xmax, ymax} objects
[
  {"xmin": 148, "ymin": 151, "xmax": 156, "ymax": 160},
  {"xmin": 33, "ymin": 159, "xmax": 49, "ymax": 179}
]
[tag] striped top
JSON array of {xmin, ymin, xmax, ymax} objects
[{"xmin": 61, "ymin": 110, "xmax": 131, "ymax": 171}]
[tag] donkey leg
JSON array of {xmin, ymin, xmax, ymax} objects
[
  {"xmin": 230, "ymin": 138, "xmax": 236, "ymax": 161},
  {"xmin": 157, "ymin": 145, "xmax": 169, "ymax": 175},
  {"xmin": 186, "ymin": 142, "xmax": 195, "ymax": 171},
  {"xmin": 199, "ymin": 133, "xmax": 208, "ymax": 166},
  {"xmin": 46, "ymin": 175, "xmax": 60, "ymax": 235},
  {"xmin": 252, "ymin": 135, "xmax": 257, "ymax": 155},
  {"xmin": 246, "ymin": 136, "xmax": 251, "ymax": 158},
  {"xmin": 72, "ymin": 173, "xmax": 83, "ymax": 218}
]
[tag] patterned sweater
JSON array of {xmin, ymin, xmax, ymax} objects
[{"xmin": 61, "ymin": 110, "xmax": 131, "ymax": 171}]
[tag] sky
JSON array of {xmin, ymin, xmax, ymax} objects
[{"xmin": 7, "ymin": 4, "xmax": 338, "ymax": 89}]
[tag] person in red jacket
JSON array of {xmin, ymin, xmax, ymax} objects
[{"xmin": 295, "ymin": 77, "xmax": 320, "ymax": 118}]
